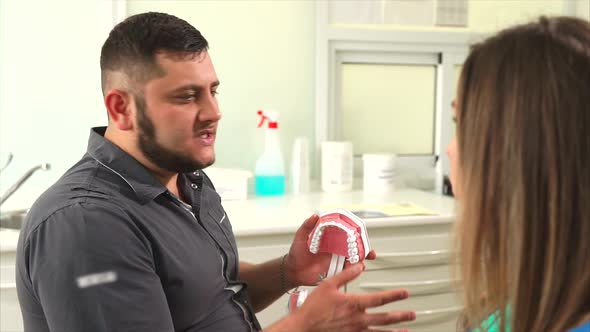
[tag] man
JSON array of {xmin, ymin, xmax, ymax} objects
[{"xmin": 15, "ymin": 12, "xmax": 415, "ymax": 331}]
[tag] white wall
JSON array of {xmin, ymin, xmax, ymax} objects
[
  {"xmin": 126, "ymin": 1, "xmax": 316, "ymax": 177},
  {"xmin": 0, "ymin": 0, "xmax": 316, "ymax": 209},
  {"xmin": 0, "ymin": 0, "xmax": 112, "ymax": 211}
]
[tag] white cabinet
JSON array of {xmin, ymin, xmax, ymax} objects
[
  {"xmin": 1, "ymin": 250, "xmax": 21, "ymax": 332},
  {"xmin": 348, "ymin": 222, "xmax": 460, "ymax": 332}
]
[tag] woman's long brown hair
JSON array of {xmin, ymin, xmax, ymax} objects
[{"xmin": 455, "ymin": 16, "xmax": 590, "ymax": 332}]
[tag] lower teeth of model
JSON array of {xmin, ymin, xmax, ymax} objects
[{"xmin": 309, "ymin": 225, "xmax": 358, "ymax": 255}]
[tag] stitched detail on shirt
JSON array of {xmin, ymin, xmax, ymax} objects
[{"xmin": 87, "ymin": 152, "xmax": 137, "ymax": 194}]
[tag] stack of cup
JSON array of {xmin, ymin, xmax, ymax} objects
[
  {"xmin": 321, "ymin": 141, "xmax": 353, "ymax": 192},
  {"xmin": 291, "ymin": 137, "xmax": 310, "ymax": 194}
]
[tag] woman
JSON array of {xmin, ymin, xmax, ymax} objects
[{"xmin": 447, "ymin": 16, "xmax": 590, "ymax": 332}]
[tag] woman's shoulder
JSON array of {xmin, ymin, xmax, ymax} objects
[{"xmin": 569, "ymin": 320, "xmax": 590, "ymax": 332}]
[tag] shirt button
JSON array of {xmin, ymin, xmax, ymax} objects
[
  {"xmin": 190, "ymin": 183, "xmax": 198, "ymax": 190},
  {"xmin": 193, "ymin": 171, "xmax": 200, "ymax": 176}
]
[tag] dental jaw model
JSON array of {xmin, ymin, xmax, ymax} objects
[
  {"xmin": 309, "ymin": 209, "xmax": 370, "ymax": 275},
  {"xmin": 288, "ymin": 209, "xmax": 371, "ymax": 312}
]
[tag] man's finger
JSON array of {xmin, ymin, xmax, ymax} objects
[
  {"xmin": 356, "ymin": 289, "xmax": 410, "ymax": 308},
  {"xmin": 296, "ymin": 214, "xmax": 319, "ymax": 237},
  {"xmin": 324, "ymin": 264, "xmax": 364, "ymax": 288}
]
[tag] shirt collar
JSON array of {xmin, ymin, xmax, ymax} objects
[{"xmin": 86, "ymin": 126, "xmax": 168, "ymax": 204}]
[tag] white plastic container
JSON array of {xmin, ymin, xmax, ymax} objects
[
  {"xmin": 321, "ymin": 141, "xmax": 353, "ymax": 192},
  {"xmin": 362, "ymin": 153, "xmax": 396, "ymax": 193},
  {"xmin": 204, "ymin": 167, "xmax": 252, "ymax": 201}
]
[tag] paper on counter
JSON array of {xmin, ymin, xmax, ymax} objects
[{"xmin": 319, "ymin": 202, "xmax": 436, "ymax": 219}]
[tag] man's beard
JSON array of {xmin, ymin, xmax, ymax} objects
[{"xmin": 135, "ymin": 94, "xmax": 213, "ymax": 173}]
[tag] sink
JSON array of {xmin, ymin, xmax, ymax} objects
[{"xmin": 0, "ymin": 209, "xmax": 28, "ymax": 229}]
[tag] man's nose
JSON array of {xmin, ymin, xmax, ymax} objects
[{"xmin": 199, "ymin": 96, "xmax": 222, "ymax": 122}]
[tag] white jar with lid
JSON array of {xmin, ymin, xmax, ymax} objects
[
  {"xmin": 362, "ymin": 153, "xmax": 396, "ymax": 193},
  {"xmin": 321, "ymin": 141, "xmax": 353, "ymax": 192}
]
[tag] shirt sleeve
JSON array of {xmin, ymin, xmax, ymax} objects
[{"xmin": 23, "ymin": 202, "xmax": 175, "ymax": 332}]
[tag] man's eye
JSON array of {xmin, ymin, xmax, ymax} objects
[
  {"xmin": 211, "ymin": 90, "xmax": 219, "ymax": 96},
  {"xmin": 176, "ymin": 95, "xmax": 196, "ymax": 102}
]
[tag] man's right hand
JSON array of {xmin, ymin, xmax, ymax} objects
[{"xmin": 265, "ymin": 264, "xmax": 416, "ymax": 332}]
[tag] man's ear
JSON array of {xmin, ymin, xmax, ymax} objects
[{"xmin": 104, "ymin": 89, "xmax": 134, "ymax": 130}]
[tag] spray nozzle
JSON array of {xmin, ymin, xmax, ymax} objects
[
  {"xmin": 257, "ymin": 110, "xmax": 278, "ymax": 129},
  {"xmin": 257, "ymin": 110, "xmax": 267, "ymax": 128}
]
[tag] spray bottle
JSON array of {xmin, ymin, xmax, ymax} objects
[{"xmin": 255, "ymin": 110, "xmax": 285, "ymax": 196}]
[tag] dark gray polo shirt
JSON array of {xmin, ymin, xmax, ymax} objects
[{"xmin": 16, "ymin": 127, "xmax": 261, "ymax": 332}]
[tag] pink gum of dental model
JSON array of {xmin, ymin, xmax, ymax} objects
[{"xmin": 307, "ymin": 209, "xmax": 370, "ymax": 264}]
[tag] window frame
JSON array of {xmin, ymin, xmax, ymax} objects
[{"xmin": 315, "ymin": 1, "xmax": 481, "ymax": 192}]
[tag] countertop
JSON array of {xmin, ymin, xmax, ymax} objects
[
  {"xmin": 226, "ymin": 189, "xmax": 456, "ymax": 236},
  {"xmin": 0, "ymin": 189, "xmax": 456, "ymax": 253}
]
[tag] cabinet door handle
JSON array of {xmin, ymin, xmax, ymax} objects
[
  {"xmin": 359, "ymin": 278, "xmax": 456, "ymax": 296},
  {"xmin": 405, "ymin": 306, "xmax": 463, "ymax": 326},
  {"xmin": 0, "ymin": 282, "xmax": 16, "ymax": 289},
  {"xmin": 373, "ymin": 249, "xmax": 450, "ymax": 267}
]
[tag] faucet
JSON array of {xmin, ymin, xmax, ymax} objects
[
  {"xmin": 0, "ymin": 163, "xmax": 51, "ymax": 207},
  {"xmin": 0, "ymin": 153, "xmax": 13, "ymax": 174}
]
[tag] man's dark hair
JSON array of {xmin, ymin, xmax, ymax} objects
[{"xmin": 100, "ymin": 12, "xmax": 208, "ymax": 94}]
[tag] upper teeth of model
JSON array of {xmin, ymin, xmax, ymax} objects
[{"xmin": 309, "ymin": 221, "xmax": 359, "ymax": 260}]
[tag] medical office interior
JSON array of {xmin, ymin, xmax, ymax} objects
[{"xmin": 0, "ymin": 0, "xmax": 589, "ymax": 331}]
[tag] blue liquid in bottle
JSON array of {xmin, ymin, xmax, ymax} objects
[{"xmin": 255, "ymin": 175, "xmax": 286, "ymax": 196}]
